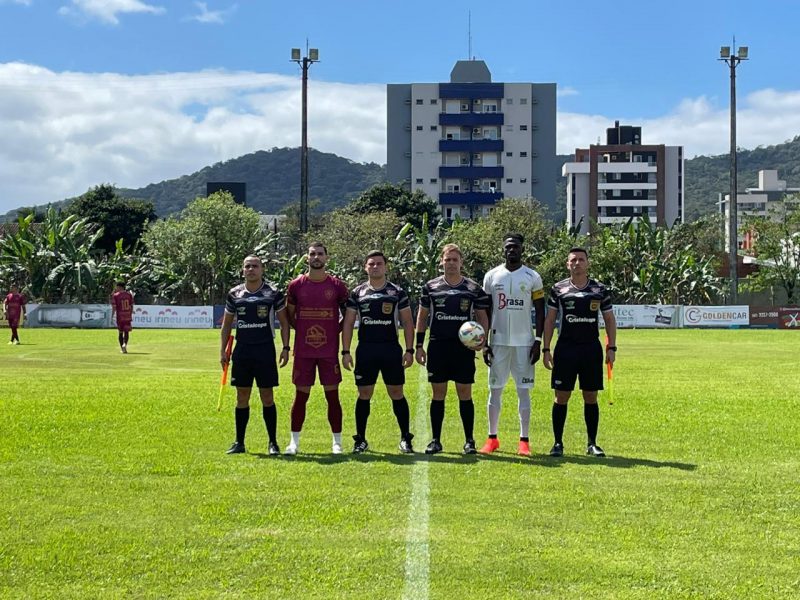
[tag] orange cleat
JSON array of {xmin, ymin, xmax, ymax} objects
[
  {"xmin": 479, "ymin": 437, "xmax": 500, "ymax": 454},
  {"xmin": 518, "ymin": 440, "xmax": 531, "ymax": 456}
]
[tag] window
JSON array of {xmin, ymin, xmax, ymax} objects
[
  {"xmin": 416, "ymin": 125, "xmax": 423, "ymax": 131},
  {"xmin": 613, "ymin": 189, "xmax": 621, "ymax": 197},
  {"xmin": 506, "ymin": 98, "xmax": 513, "ymax": 104},
  {"xmin": 446, "ymin": 207, "xmax": 453, "ymax": 219},
  {"xmin": 520, "ymin": 125, "xmax": 528, "ymax": 131},
  {"xmin": 415, "ymin": 178, "xmax": 423, "ymax": 184},
  {"xmin": 506, "ymin": 178, "xmax": 513, "ymax": 183},
  {"xmin": 430, "ymin": 178, "xmax": 437, "ymax": 184},
  {"xmin": 520, "ymin": 178, "xmax": 527, "ymax": 183},
  {"xmin": 415, "ymin": 99, "xmax": 423, "ymax": 105},
  {"xmin": 506, "ymin": 152, "xmax": 513, "ymax": 157},
  {"xmin": 430, "ymin": 99, "xmax": 438, "ymax": 104},
  {"xmin": 634, "ymin": 189, "xmax": 642, "ymax": 197},
  {"xmin": 520, "ymin": 98, "xmax": 528, "ymax": 105},
  {"xmin": 520, "ymin": 151, "xmax": 528, "ymax": 157},
  {"xmin": 430, "ymin": 125, "xmax": 437, "ymax": 131}
]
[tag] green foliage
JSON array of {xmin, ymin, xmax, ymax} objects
[
  {"xmin": 345, "ymin": 183, "xmax": 440, "ymax": 230},
  {"xmin": 67, "ymin": 184, "xmax": 156, "ymax": 253},
  {"xmin": 392, "ymin": 213, "xmax": 454, "ymax": 299}
]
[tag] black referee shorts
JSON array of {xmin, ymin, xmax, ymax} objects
[
  {"xmin": 427, "ymin": 339, "xmax": 476, "ymax": 384},
  {"xmin": 354, "ymin": 341, "xmax": 404, "ymax": 386},
  {"xmin": 551, "ymin": 340, "xmax": 603, "ymax": 392},
  {"xmin": 231, "ymin": 343, "xmax": 279, "ymax": 389}
]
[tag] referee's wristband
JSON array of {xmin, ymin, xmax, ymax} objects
[
  {"xmin": 534, "ymin": 336, "xmax": 542, "ymax": 342},
  {"xmin": 542, "ymin": 348, "xmax": 551, "ymax": 353},
  {"xmin": 341, "ymin": 350, "xmax": 350, "ymax": 355},
  {"xmin": 606, "ymin": 346, "xmax": 617, "ymax": 352}
]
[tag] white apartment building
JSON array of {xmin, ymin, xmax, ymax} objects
[
  {"xmin": 387, "ymin": 60, "xmax": 556, "ymax": 220},
  {"xmin": 562, "ymin": 122, "xmax": 684, "ymax": 233}
]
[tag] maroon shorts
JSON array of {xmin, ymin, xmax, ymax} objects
[
  {"xmin": 7, "ymin": 317, "xmax": 19, "ymax": 328},
  {"xmin": 117, "ymin": 320, "xmax": 132, "ymax": 332},
  {"xmin": 292, "ymin": 356, "xmax": 341, "ymax": 386}
]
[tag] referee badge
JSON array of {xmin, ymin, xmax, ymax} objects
[
  {"xmin": 590, "ymin": 300, "xmax": 600, "ymax": 312},
  {"xmin": 459, "ymin": 298, "xmax": 470, "ymax": 312},
  {"xmin": 257, "ymin": 305, "xmax": 268, "ymax": 318},
  {"xmin": 382, "ymin": 302, "xmax": 393, "ymax": 314}
]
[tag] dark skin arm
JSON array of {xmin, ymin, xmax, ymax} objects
[{"xmin": 530, "ymin": 296, "xmax": 545, "ymax": 364}]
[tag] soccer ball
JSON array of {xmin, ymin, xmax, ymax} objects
[{"xmin": 458, "ymin": 321, "xmax": 485, "ymax": 351}]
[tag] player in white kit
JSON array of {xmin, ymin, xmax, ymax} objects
[{"xmin": 480, "ymin": 234, "xmax": 546, "ymax": 456}]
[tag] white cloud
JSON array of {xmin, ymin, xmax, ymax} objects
[
  {"xmin": 557, "ymin": 86, "xmax": 579, "ymax": 98},
  {"xmin": 187, "ymin": 1, "xmax": 236, "ymax": 24},
  {"xmin": 58, "ymin": 0, "xmax": 165, "ymax": 25},
  {"xmin": 2, "ymin": 61, "xmax": 800, "ymax": 214}
]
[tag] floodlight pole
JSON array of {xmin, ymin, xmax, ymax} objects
[
  {"xmin": 292, "ymin": 46, "xmax": 319, "ymax": 234},
  {"xmin": 719, "ymin": 44, "xmax": 747, "ymax": 304}
]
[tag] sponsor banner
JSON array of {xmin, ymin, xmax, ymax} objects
[
  {"xmin": 213, "ymin": 305, "xmax": 226, "ymax": 328},
  {"xmin": 749, "ymin": 306, "xmax": 780, "ymax": 329},
  {"xmin": 26, "ymin": 303, "xmax": 112, "ymax": 328},
  {"xmin": 778, "ymin": 306, "xmax": 800, "ymax": 330},
  {"xmin": 599, "ymin": 305, "xmax": 679, "ymax": 329},
  {"xmin": 683, "ymin": 305, "xmax": 749, "ymax": 328},
  {"xmin": 133, "ymin": 305, "xmax": 213, "ymax": 328}
]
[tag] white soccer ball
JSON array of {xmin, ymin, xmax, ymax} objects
[{"xmin": 458, "ymin": 320, "xmax": 486, "ymax": 351}]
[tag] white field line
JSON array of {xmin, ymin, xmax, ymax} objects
[{"xmin": 402, "ymin": 369, "xmax": 431, "ymax": 600}]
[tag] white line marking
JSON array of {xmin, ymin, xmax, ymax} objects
[{"xmin": 403, "ymin": 369, "xmax": 430, "ymax": 600}]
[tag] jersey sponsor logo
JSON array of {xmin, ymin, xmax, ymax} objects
[
  {"xmin": 360, "ymin": 302, "xmax": 370, "ymax": 311},
  {"xmin": 305, "ymin": 324, "xmax": 327, "ymax": 348},
  {"xmin": 237, "ymin": 321, "xmax": 270, "ymax": 329},
  {"xmin": 436, "ymin": 313, "xmax": 468, "ymax": 321},
  {"xmin": 590, "ymin": 300, "xmax": 600, "ymax": 312},
  {"xmin": 497, "ymin": 293, "xmax": 524, "ymax": 309},
  {"xmin": 257, "ymin": 305, "xmax": 269, "ymax": 318},
  {"xmin": 382, "ymin": 302, "xmax": 393, "ymax": 315},
  {"xmin": 565, "ymin": 315, "xmax": 596, "ymax": 323},
  {"xmin": 362, "ymin": 316, "xmax": 393, "ymax": 326},
  {"xmin": 459, "ymin": 298, "xmax": 470, "ymax": 312},
  {"xmin": 298, "ymin": 308, "xmax": 335, "ymax": 319}
]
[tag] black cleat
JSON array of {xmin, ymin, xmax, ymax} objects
[
  {"xmin": 549, "ymin": 442, "xmax": 564, "ymax": 457},
  {"xmin": 587, "ymin": 443, "xmax": 606, "ymax": 457},
  {"xmin": 399, "ymin": 433, "xmax": 415, "ymax": 454},
  {"xmin": 352, "ymin": 435, "xmax": 369, "ymax": 454},
  {"xmin": 226, "ymin": 442, "xmax": 246, "ymax": 454},
  {"xmin": 268, "ymin": 441, "xmax": 280, "ymax": 456},
  {"xmin": 463, "ymin": 438, "xmax": 477, "ymax": 455},
  {"xmin": 424, "ymin": 439, "xmax": 443, "ymax": 455}
]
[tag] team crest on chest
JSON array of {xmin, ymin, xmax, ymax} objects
[
  {"xmin": 382, "ymin": 302, "xmax": 393, "ymax": 314},
  {"xmin": 459, "ymin": 298, "xmax": 470, "ymax": 312},
  {"xmin": 324, "ymin": 289, "xmax": 335, "ymax": 300},
  {"xmin": 257, "ymin": 305, "xmax": 268, "ymax": 318},
  {"xmin": 590, "ymin": 300, "xmax": 600, "ymax": 311}
]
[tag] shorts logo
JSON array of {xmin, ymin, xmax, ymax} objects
[
  {"xmin": 257, "ymin": 305, "xmax": 268, "ymax": 318},
  {"xmin": 382, "ymin": 302, "xmax": 393, "ymax": 315},
  {"xmin": 521, "ymin": 377, "xmax": 534, "ymax": 384},
  {"xmin": 459, "ymin": 298, "xmax": 470, "ymax": 312},
  {"xmin": 590, "ymin": 300, "xmax": 600, "ymax": 312},
  {"xmin": 555, "ymin": 379, "xmax": 562, "ymax": 385},
  {"xmin": 305, "ymin": 324, "xmax": 327, "ymax": 348}
]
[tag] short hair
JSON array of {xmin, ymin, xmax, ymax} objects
[
  {"xmin": 243, "ymin": 254, "xmax": 263, "ymax": 264},
  {"xmin": 503, "ymin": 232, "xmax": 524, "ymax": 245},
  {"xmin": 440, "ymin": 243, "xmax": 463, "ymax": 259},
  {"xmin": 365, "ymin": 250, "xmax": 386, "ymax": 264},
  {"xmin": 308, "ymin": 241, "xmax": 328, "ymax": 254},
  {"xmin": 568, "ymin": 246, "xmax": 589, "ymax": 258},
  {"xmin": 115, "ymin": 281, "xmax": 126, "ymax": 288}
]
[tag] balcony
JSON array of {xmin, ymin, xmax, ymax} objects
[
  {"xmin": 439, "ymin": 139, "xmax": 504, "ymax": 152},
  {"xmin": 439, "ymin": 191, "xmax": 504, "ymax": 206},
  {"xmin": 438, "ymin": 83, "xmax": 504, "ymax": 100},
  {"xmin": 439, "ymin": 165, "xmax": 504, "ymax": 179},
  {"xmin": 439, "ymin": 112, "xmax": 504, "ymax": 127}
]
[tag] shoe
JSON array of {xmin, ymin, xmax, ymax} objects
[
  {"xmin": 121, "ymin": 344, "xmax": 127, "ymax": 354},
  {"xmin": 424, "ymin": 439, "xmax": 443, "ymax": 455},
  {"xmin": 518, "ymin": 440, "xmax": 531, "ymax": 456},
  {"xmin": 463, "ymin": 439, "xmax": 477, "ymax": 455},
  {"xmin": 120, "ymin": 347, "xmax": 125, "ymax": 354},
  {"xmin": 549, "ymin": 442, "xmax": 564, "ymax": 457},
  {"xmin": 268, "ymin": 441, "xmax": 280, "ymax": 456},
  {"xmin": 284, "ymin": 442, "xmax": 298, "ymax": 455},
  {"xmin": 479, "ymin": 437, "xmax": 500, "ymax": 454},
  {"xmin": 226, "ymin": 442, "xmax": 246, "ymax": 454},
  {"xmin": 352, "ymin": 435, "xmax": 369, "ymax": 454},
  {"xmin": 399, "ymin": 433, "xmax": 415, "ymax": 454},
  {"xmin": 8, "ymin": 341, "xmax": 13, "ymax": 345},
  {"xmin": 587, "ymin": 443, "xmax": 606, "ymax": 457},
  {"xmin": 14, "ymin": 340, "xmax": 20, "ymax": 345},
  {"xmin": 332, "ymin": 442, "xmax": 343, "ymax": 455}
]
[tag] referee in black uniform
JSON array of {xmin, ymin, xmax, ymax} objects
[
  {"xmin": 542, "ymin": 247, "xmax": 616, "ymax": 457},
  {"xmin": 220, "ymin": 255, "xmax": 291, "ymax": 455},
  {"xmin": 341, "ymin": 251, "xmax": 416, "ymax": 454},
  {"xmin": 415, "ymin": 243, "xmax": 490, "ymax": 455}
]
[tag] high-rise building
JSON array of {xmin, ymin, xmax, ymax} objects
[
  {"xmin": 387, "ymin": 60, "xmax": 556, "ymax": 220},
  {"xmin": 562, "ymin": 122, "xmax": 684, "ymax": 233}
]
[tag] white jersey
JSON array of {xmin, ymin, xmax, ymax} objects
[{"xmin": 483, "ymin": 264, "xmax": 544, "ymax": 347}]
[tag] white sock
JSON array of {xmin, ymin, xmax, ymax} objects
[
  {"xmin": 488, "ymin": 388, "xmax": 503, "ymax": 436},
  {"xmin": 290, "ymin": 431, "xmax": 300, "ymax": 446},
  {"xmin": 517, "ymin": 387, "xmax": 531, "ymax": 439},
  {"xmin": 332, "ymin": 432, "xmax": 342, "ymax": 446}
]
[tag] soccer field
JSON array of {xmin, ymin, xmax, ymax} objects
[{"xmin": 1, "ymin": 329, "xmax": 799, "ymax": 599}]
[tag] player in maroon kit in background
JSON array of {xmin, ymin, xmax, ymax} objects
[
  {"xmin": 4, "ymin": 284, "xmax": 27, "ymax": 345},
  {"xmin": 110, "ymin": 281, "xmax": 134, "ymax": 353},
  {"xmin": 284, "ymin": 242, "xmax": 349, "ymax": 455}
]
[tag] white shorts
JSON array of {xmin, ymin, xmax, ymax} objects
[{"xmin": 488, "ymin": 345, "xmax": 535, "ymax": 389}]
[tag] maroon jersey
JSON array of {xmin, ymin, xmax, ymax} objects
[
  {"xmin": 287, "ymin": 274, "xmax": 348, "ymax": 358},
  {"xmin": 4, "ymin": 292, "xmax": 26, "ymax": 319},
  {"xmin": 111, "ymin": 290, "xmax": 134, "ymax": 322}
]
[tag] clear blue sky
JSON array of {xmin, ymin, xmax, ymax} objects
[{"xmin": 1, "ymin": 0, "xmax": 799, "ymax": 211}]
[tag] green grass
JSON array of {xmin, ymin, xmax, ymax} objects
[{"xmin": 1, "ymin": 328, "xmax": 799, "ymax": 599}]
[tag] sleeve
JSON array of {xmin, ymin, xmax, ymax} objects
[
  {"xmin": 336, "ymin": 279, "xmax": 349, "ymax": 303},
  {"xmin": 546, "ymin": 286, "xmax": 559, "ymax": 310},
  {"xmin": 600, "ymin": 284, "xmax": 613, "ymax": 313},
  {"xmin": 397, "ymin": 287, "xmax": 410, "ymax": 311},
  {"xmin": 531, "ymin": 272, "xmax": 545, "ymax": 301},
  {"xmin": 345, "ymin": 289, "xmax": 359, "ymax": 311},
  {"xmin": 482, "ymin": 271, "xmax": 492, "ymax": 294},
  {"xmin": 473, "ymin": 284, "xmax": 491, "ymax": 311},
  {"xmin": 419, "ymin": 283, "xmax": 431, "ymax": 309},
  {"xmin": 286, "ymin": 279, "xmax": 297, "ymax": 306},
  {"xmin": 224, "ymin": 290, "xmax": 236, "ymax": 314},
  {"xmin": 274, "ymin": 289, "xmax": 286, "ymax": 312}
]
